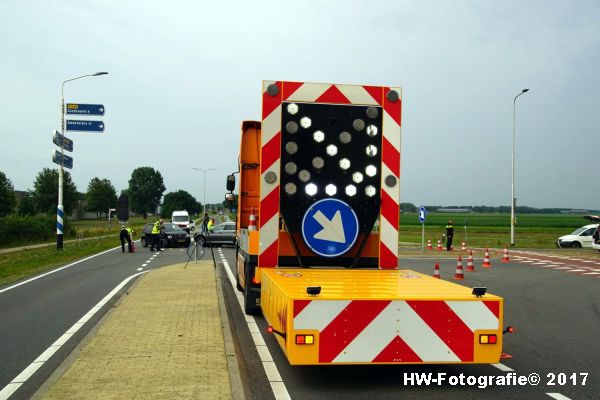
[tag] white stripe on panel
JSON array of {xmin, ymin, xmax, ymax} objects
[
  {"xmin": 446, "ymin": 301, "xmax": 499, "ymax": 331},
  {"xmin": 294, "ymin": 300, "xmax": 351, "ymax": 331},
  {"xmin": 336, "ymin": 84, "xmax": 378, "ymax": 105},
  {"xmin": 286, "ymin": 83, "xmax": 330, "ymax": 102}
]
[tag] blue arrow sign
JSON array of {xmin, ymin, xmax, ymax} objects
[
  {"xmin": 66, "ymin": 103, "xmax": 105, "ymax": 116},
  {"xmin": 301, "ymin": 198, "xmax": 359, "ymax": 257},
  {"xmin": 418, "ymin": 206, "xmax": 427, "ymax": 223},
  {"xmin": 66, "ymin": 120, "xmax": 105, "ymax": 132},
  {"xmin": 52, "ymin": 150, "xmax": 73, "ymax": 169},
  {"xmin": 52, "ymin": 130, "xmax": 73, "ymax": 152}
]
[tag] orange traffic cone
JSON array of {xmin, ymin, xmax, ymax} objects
[
  {"xmin": 482, "ymin": 249, "xmax": 491, "ymax": 268},
  {"xmin": 461, "ymin": 241, "xmax": 466, "ymax": 251},
  {"xmin": 466, "ymin": 250, "xmax": 475, "ymax": 271},
  {"xmin": 433, "ymin": 262, "xmax": 440, "ymax": 279},
  {"xmin": 437, "ymin": 240, "xmax": 442, "ymax": 251},
  {"xmin": 454, "ymin": 256, "xmax": 464, "ymax": 280},
  {"xmin": 427, "ymin": 239, "xmax": 433, "ymax": 250},
  {"xmin": 502, "ymin": 248, "xmax": 510, "ymax": 263},
  {"xmin": 248, "ymin": 207, "xmax": 257, "ymax": 231}
]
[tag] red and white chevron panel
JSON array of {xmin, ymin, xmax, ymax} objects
[
  {"xmin": 293, "ymin": 299, "xmax": 500, "ymax": 363},
  {"xmin": 259, "ymin": 81, "xmax": 402, "ymax": 269}
]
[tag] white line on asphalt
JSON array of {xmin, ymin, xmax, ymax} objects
[
  {"xmin": 582, "ymin": 272, "xmax": 600, "ymax": 275},
  {"xmin": 539, "ymin": 265, "xmax": 558, "ymax": 268},
  {"xmin": 490, "ymin": 363, "xmax": 514, "ymax": 372},
  {"xmin": 0, "ymin": 246, "xmax": 121, "ymax": 295},
  {"xmin": 216, "ymin": 248, "xmax": 291, "ymax": 400},
  {"xmin": 142, "ymin": 264, "xmax": 148, "ymax": 267},
  {"xmin": 137, "ymin": 268, "xmax": 143, "ymax": 271},
  {"xmin": 546, "ymin": 393, "xmax": 572, "ymax": 400},
  {"xmin": 554, "ymin": 267, "xmax": 573, "ymax": 270},
  {"xmin": 0, "ymin": 271, "xmax": 148, "ymax": 400},
  {"xmin": 566, "ymin": 269, "xmax": 587, "ymax": 272},
  {"xmin": 531, "ymin": 262, "xmax": 548, "ymax": 265},
  {"xmin": 519, "ymin": 260, "xmax": 535, "ymax": 263}
]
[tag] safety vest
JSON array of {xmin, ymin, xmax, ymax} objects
[
  {"xmin": 126, "ymin": 227, "xmax": 134, "ymax": 236},
  {"xmin": 152, "ymin": 221, "xmax": 160, "ymax": 234},
  {"xmin": 207, "ymin": 219, "xmax": 214, "ymax": 230}
]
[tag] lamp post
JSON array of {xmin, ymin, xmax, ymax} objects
[
  {"xmin": 511, "ymin": 88, "xmax": 529, "ymax": 247},
  {"xmin": 57, "ymin": 72, "xmax": 108, "ymax": 250},
  {"xmin": 193, "ymin": 167, "xmax": 216, "ymax": 215}
]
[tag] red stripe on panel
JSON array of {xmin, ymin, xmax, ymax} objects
[
  {"xmin": 315, "ymin": 85, "xmax": 351, "ymax": 104},
  {"xmin": 372, "ymin": 335, "xmax": 423, "ymax": 363},
  {"xmin": 261, "ymin": 131, "xmax": 281, "ymax": 173},
  {"xmin": 362, "ymin": 85, "xmax": 384, "ymax": 105},
  {"xmin": 319, "ymin": 300, "xmax": 391, "ymax": 363},
  {"xmin": 258, "ymin": 240, "xmax": 278, "ymax": 268},
  {"xmin": 407, "ymin": 301, "xmax": 474, "ymax": 362},
  {"xmin": 262, "ymin": 81, "xmax": 282, "ymax": 120},
  {"xmin": 293, "ymin": 300, "xmax": 311, "ymax": 318},
  {"xmin": 379, "ymin": 243, "xmax": 398, "ymax": 270},
  {"xmin": 382, "ymin": 136, "xmax": 400, "ymax": 177},
  {"xmin": 483, "ymin": 301, "xmax": 500, "ymax": 319},
  {"xmin": 282, "ymin": 81, "xmax": 304, "ymax": 101},
  {"xmin": 259, "ymin": 188, "xmax": 279, "ymax": 229},
  {"xmin": 380, "ymin": 189, "xmax": 398, "ymax": 228}
]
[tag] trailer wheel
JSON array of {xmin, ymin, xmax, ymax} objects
[
  {"xmin": 244, "ymin": 262, "xmax": 261, "ymax": 315},
  {"xmin": 235, "ymin": 248, "xmax": 243, "ymax": 292}
]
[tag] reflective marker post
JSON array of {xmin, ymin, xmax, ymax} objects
[{"xmin": 419, "ymin": 206, "xmax": 426, "ymax": 253}]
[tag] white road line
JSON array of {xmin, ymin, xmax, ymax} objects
[
  {"xmin": 0, "ymin": 271, "xmax": 148, "ymax": 400},
  {"xmin": 566, "ymin": 269, "xmax": 587, "ymax": 272},
  {"xmin": 546, "ymin": 393, "xmax": 572, "ymax": 400},
  {"xmin": 539, "ymin": 265, "xmax": 558, "ymax": 268},
  {"xmin": 0, "ymin": 246, "xmax": 121, "ymax": 295},
  {"xmin": 216, "ymin": 249, "xmax": 291, "ymax": 400},
  {"xmin": 142, "ymin": 264, "xmax": 148, "ymax": 267},
  {"xmin": 554, "ymin": 267, "xmax": 572, "ymax": 270},
  {"xmin": 581, "ymin": 260, "xmax": 596, "ymax": 263},
  {"xmin": 582, "ymin": 272, "xmax": 600, "ymax": 275},
  {"xmin": 137, "ymin": 268, "xmax": 143, "ymax": 271},
  {"xmin": 490, "ymin": 363, "xmax": 514, "ymax": 372},
  {"xmin": 531, "ymin": 262, "xmax": 548, "ymax": 265},
  {"xmin": 519, "ymin": 261, "xmax": 535, "ymax": 263},
  {"xmin": 550, "ymin": 262, "xmax": 565, "ymax": 265}
]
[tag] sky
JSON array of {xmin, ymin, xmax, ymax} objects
[{"xmin": 0, "ymin": 0, "xmax": 599, "ymax": 209}]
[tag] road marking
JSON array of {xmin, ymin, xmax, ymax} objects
[
  {"xmin": 553, "ymin": 266, "xmax": 572, "ymax": 270},
  {"xmin": 531, "ymin": 262, "xmax": 548, "ymax": 265},
  {"xmin": 539, "ymin": 265, "xmax": 558, "ymax": 268},
  {"xmin": 0, "ymin": 271, "xmax": 148, "ymax": 400},
  {"xmin": 519, "ymin": 260, "xmax": 535, "ymax": 263},
  {"xmin": 491, "ymin": 363, "xmax": 514, "ymax": 372},
  {"xmin": 582, "ymin": 272, "xmax": 600, "ymax": 275},
  {"xmin": 142, "ymin": 264, "xmax": 148, "ymax": 267},
  {"xmin": 546, "ymin": 393, "xmax": 572, "ymax": 400},
  {"xmin": 137, "ymin": 268, "xmax": 143, "ymax": 271},
  {"xmin": 216, "ymin": 248, "xmax": 291, "ymax": 400},
  {"xmin": 0, "ymin": 246, "xmax": 122, "ymax": 295},
  {"xmin": 566, "ymin": 269, "xmax": 587, "ymax": 272}
]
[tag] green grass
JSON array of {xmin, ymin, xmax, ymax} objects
[{"xmin": 0, "ymin": 236, "xmax": 119, "ymax": 286}]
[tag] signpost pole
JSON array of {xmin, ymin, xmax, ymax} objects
[
  {"xmin": 57, "ymin": 95, "xmax": 65, "ymax": 250},
  {"xmin": 421, "ymin": 222, "xmax": 425, "ymax": 253}
]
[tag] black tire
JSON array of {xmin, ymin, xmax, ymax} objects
[
  {"xmin": 243, "ymin": 261, "xmax": 261, "ymax": 315},
  {"xmin": 571, "ymin": 241, "xmax": 582, "ymax": 248},
  {"xmin": 235, "ymin": 250, "xmax": 244, "ymax": 292},
  {"xmin": 141, "ymin": 237, "xmax": 147, "ymax": 247}
]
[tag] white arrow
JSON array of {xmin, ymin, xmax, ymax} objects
[
  {"xmin": 99, "ymin": 124, "xmax": 104, "ymax": 129},
  {"xmin": 99, "ymin": 107, "xmax": 104, "ymax": 113},
  {"xmin": 313, "ymin": 210, "xmax": 346, "ymax": 243}
]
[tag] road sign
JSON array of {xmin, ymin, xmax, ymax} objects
[
  {"xmin": 52, "ymin": 130, "xmax": 73, "ymax": 152},
  {"xmin": 52, "ymin": 150, "xmax": 73, "ymax": 169},
  {"xmin": 301, "ymin": 198, "xmax": 359, "ymax": 257},
  {"xmin": 66, "ymin": 120, "xmax": 105, "ymax": 132},
  {"xmin": 66, "ymin": 103, "xmax": 105, "ymax": 116},
  {"xmin": 418, "ymin": 206, "xmax": 427, "ymax": 223}
]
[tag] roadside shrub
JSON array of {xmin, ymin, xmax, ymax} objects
[{"xmin": 0, "ymin": 215, "xmax": 75, "ymax": 247}]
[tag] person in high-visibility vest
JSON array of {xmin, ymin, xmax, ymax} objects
[
  {"xmin": 207, "ymin": 218, "xmax": 214, "ymax": 231},
  {"xmin": 150, "ymin": 219, "xmax": 163, "ymax": 251},
  {"xmin": 120, "ymin": 224, "xmax": 134, "ymax": 253},
  {"xmin": 445, "ymin": 220, "xmax": 454, "ymax": 251}
]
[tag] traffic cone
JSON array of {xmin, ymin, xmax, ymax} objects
[
  {"xmin": 461, "ymin": 241, "xmax": 466, "ymax": 251},
  {"xmin": 466, "ymin": 250, "xmax": 475, "ymax": 271},
  {"xmin": 482, "ymin": 249, "xmax": 492, "ymax": 268},
  {"xmin": 437, "ymin": 240, "xmax": 442, "ymax": 251},
  {"xmin": 130, "ymin": 242, "xmax": 135, "ymax": 253},
  {"xmin": 501, "ymin": 248, "xmax": 510, "ymax": 263},
  {"xmin": 427, "ymin": 239, "xmax": 433, "ymax": 250},
  {"xmin": 433, "ymin": 262, "xmax": 440, "ymax": 279},
  {"xmin": 453, "ymin": 256, "xmax": 464, "ymax": 280},
  {"xmin": 248, "ymin": 207, "xmax": 257, "ymax": 231}
]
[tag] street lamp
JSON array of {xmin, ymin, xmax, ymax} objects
[
  {"xmin": 193, "ymin": 168, "xmax": 216, "ymax": 215},
  {"xmin": 57, "ymin": 72, "xmax": 108, "ymax": 250},
  {"xmin": 511, "ymin": 88, "xmax": 530, "ymax": 247}
]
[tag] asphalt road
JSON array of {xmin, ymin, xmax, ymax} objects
[
  {"xmin": 0, "ymin": 240, "xmax": 198, "ymax": 400},
  {"xmin": 218, "ymin": 247, "xmax": 600, "ymax": 400}
]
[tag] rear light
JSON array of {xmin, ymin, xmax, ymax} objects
[
  {"xmin": 479, "ymin": 334, "xmax": 497, "ymax": 344},
  {"xmin": 252, "ymin": 277, "xmax": 260, "ymax": 285},
  {"xmin": 295, "ymin": 334, "xmax": 314, "ymax": 345}
]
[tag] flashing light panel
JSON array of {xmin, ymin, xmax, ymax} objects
[
  {"xmin": 305, "ymin": 183, "xmax": 318, "ymax": 196},
  {"xmin": 325, "ymin": 184, "xmax": 337, "ymax": 196},
  {"xmin": 313, "ymin": 130, "xmax": 325, "ymax": 143},
  {"xmin": 339, "ymin": 158, "xmax": 350, "ymax": 170},
  {"xmin": 287, "ymin": 103, "xmax": 299, "ymax": 115}
]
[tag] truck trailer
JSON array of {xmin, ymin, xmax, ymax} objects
[{"xmin": 228, "ymin": 80, "xmax": 506, "ymax": 365}]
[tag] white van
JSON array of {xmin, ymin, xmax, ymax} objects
[
  {"xmin": 171, "ymin": 210, "xmax": 195, "ymax": 233},
  {"xmin": 556, "ymin": 224, "xmax": 598, "ymax": 248}
]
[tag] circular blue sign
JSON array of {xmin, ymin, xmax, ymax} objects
[
  {"xmin": 301, "ymin": 198, "xmax": 359, "ymax": 257},
  {"xmin": 419, "ymin": 206, "xmax": 427, "ymax": 223}
]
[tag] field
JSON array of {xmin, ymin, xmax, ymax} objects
[{"xmin": 398, "ymin": 213, "xmax": 590, "ymax": 249}]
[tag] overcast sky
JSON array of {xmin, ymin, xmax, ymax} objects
[{"xmin": 1, "ymin": 0, "xmax": 598, "ymax": 209}]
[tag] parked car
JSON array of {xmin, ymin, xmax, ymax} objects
[
  {"xmin": 140, "ymin": 222, "xmax": 191, "ymax": 248},
  {"xmin": 556, "ymin": 224, "xmax": 599, "ymax": 248},
  {"xmin": 195, "ymin": 222, "xmax": 236, "ymax": 247},
  {"xmin": 171, "ymin": 210, "xmax": 195, "ymax": 233}
]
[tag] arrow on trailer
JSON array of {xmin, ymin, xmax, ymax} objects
[{"xmin": 313, "ymin": 210, "xmax": 346, "ymax": 243}]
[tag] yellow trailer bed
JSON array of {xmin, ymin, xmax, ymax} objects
[{"xmin": 258, "ymin": 267, "xmax": 504, "ymax": 365}]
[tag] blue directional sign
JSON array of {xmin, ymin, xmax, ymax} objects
[
  {"xmin": 52, "ymin": 130, "xmax": 73, "ymax": 152},
  {"xmin": 418, "ymin": 206, "xmax": 427, "ymax": 224},
  {"xmin": 52, "ymin": 150, "xmax": 73, "ymax": 169},
  {"xmin": 66, "ymin": 120, "xmax": 105, "ymax": 132},
  {"xmin": 301, "ymin": 198, "xmax": 359, "ymax": 257},
  {"xmin": 66, "ymin": 103, "xmax": 105, "ymax": 116}
]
